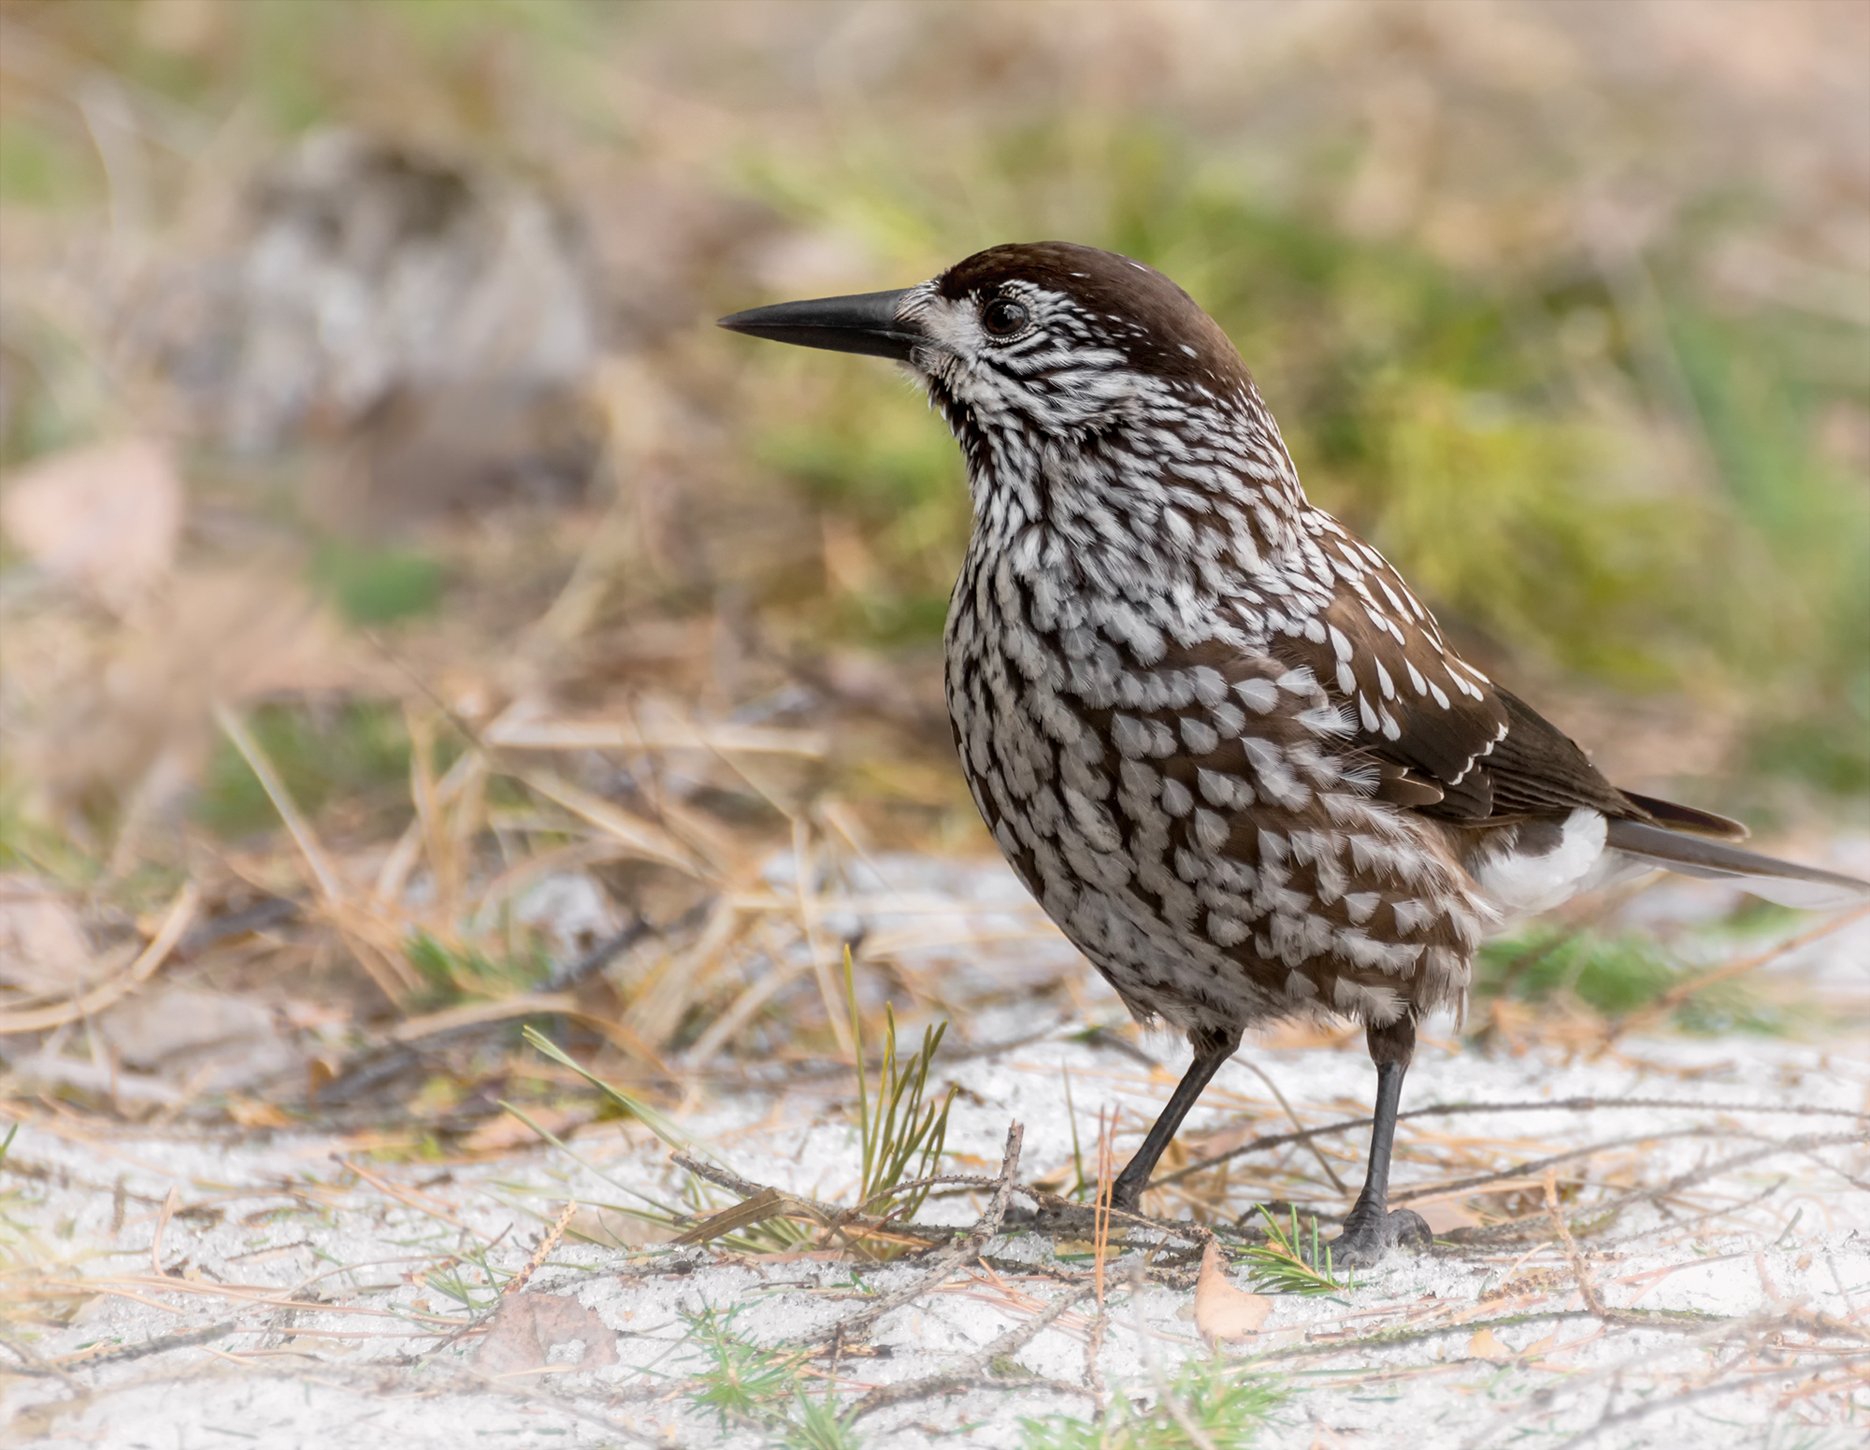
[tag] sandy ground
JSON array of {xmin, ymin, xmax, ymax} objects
[{"xmin": 5, "ymin": 865, "xmax": 1869, "ymax": 1450}]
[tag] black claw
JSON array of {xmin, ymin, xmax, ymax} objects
[{"xmin": 1328, "ymin": 1207, "xmax": 1433, "ymax": 1269}]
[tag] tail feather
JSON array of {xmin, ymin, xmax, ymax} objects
[
  {"xmin": 1605, "ymin": 818, "xmax": 1870, "ymax": 910},
  {"xmin": 1619, "ymin": 791, "xmax": 1749, "ymax": 841}
]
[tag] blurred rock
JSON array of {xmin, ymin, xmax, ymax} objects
[
  {"xmin": 325, "ymin": 379, "xmax": 602, "ymax": 530},
  {"xmin": 511, "ymin": 872, "xmax": 621, "ymax": 961},
  {"xmin": 92, "ymin": 984, "xmax": 300, "ymax": 1092},
  {"xmin": 156, "ymin": 130, "xmax": 604, "ymax": 528}
]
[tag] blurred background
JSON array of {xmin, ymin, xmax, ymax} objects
[{"xmin": 1, "ymin": 0, "xmax": 1866, "ymax": 1120}]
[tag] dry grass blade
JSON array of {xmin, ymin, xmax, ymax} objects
[
  {"xmin": 516, "ymin": 768, "xmax": 708, "ymax": 878},
  {"xmin": 663, "ymin": 1183, "xmax": 913, "ymax": 1256},
  {"xmin": 1092, "ymin": 1106, "xmax": 1115, "ymax": 1310},
  {"xmin": 670, "ymin": 1187, "xmax": 806, "ymax": 1247},
  {"xmin": 211, "ymin": 700, "xmax": 416, "ymax": 1001},
  {"xmin": 211, "ymin": 700, "xmax": 343, "ymax": 903}
]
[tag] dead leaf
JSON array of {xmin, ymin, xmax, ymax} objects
[
  {"xmin": 1418, "ymin": 1198, "xmax": 1483, "ymax": 1234},
  {"xmin": 1468, "ymin": 1326, "xmax": 1512, "ymax": 1361},
  {"xmin": 473, "ymin": 1292, "xmax": 619, "ymax": 1377},
  {"xmin": 225, "ymin": 1097, "xmax": 294, "ymax": 1129},
  {"xmin": 1194, "ymin": 1240, "xmax": 1272, "ymax": 1344},
  {"xmin": 1, "ymin": 438, "xmax": 183, "ymax": 612},
  {"xmin": 463, "ymin": 1105, "xmax": 583, "ymax": 1155}
]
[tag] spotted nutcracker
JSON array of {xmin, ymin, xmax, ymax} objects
[{"xmin": 720, "ymin": 242, "xmax": 1869, "ymax": 1266}]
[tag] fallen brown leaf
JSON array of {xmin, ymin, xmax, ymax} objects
[
  {"xmin": 1194, "ymin": 1239, "xmax": 1272, "ymax": 1344},
  {"xmin": 1418, "ymin": 1198, "xmax": 1484, "ymax": 1233},
  {"xmin": 1468, "ymin": 1326, "xmax": 1512, "ymax": 1361},
  {"xmin": 472, "ymin": 1292, "xmax": 619, "ymax": 1377}
]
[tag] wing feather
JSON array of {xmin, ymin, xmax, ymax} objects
[{"xmin": 1267, "ymin": 560, "xmax": 1636, "ymax": 827}]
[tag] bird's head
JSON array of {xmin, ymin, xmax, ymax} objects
[
  {"xmin": 722, "ymin": 242, "xmax": 1305, "ymax": 559},
  {"xmin": 721, "ymin": 241, "xmax": 1255, "ymax": 443}
]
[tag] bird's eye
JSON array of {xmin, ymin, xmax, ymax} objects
[{"xmin": 980, "ymin": 297, "xmax": 1030, "ymax": 338}]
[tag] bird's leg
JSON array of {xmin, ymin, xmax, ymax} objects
[
  {"xmin": 1110, "ymin": 1026, "xmax": 1242, "ymax": 1211},
  {"xmin": 1328, "ymin": 1016, "xmax": 1433, "ymax": 1268}
]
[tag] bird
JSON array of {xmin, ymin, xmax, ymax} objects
[{"xmin": 719, "ymin": 241, "xmax": 1870, "ymax": 1266}]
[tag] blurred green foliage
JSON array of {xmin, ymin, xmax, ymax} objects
[
  {"xmin": 197, "ymin": 700, "xmax": 413, "ymax": 839},
  {"xmin": 309, "ymin": 542, "xmax": 446, "ymax": 627},
  {"xmin": 1474, "ymin": 926, "xmax": 1805, "ymax": 1036},
  {"xmin": 406, "ymin": 929, "xmax": 551, "ymax": 1008}
]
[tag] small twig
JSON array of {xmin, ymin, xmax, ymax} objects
[
  {"xmin": 1600, "ymin": 1176, "xmax": 1789, "ymax": 1249},
  {"xmin": 1459, "ymin": 1299, "xmax": 1870, "ymax": 1450},
  {"xmin": 1604, "ymin": 902, "xmax": 1870, "ymax": 1045},
  {"xmin": 849, "ymin": 1281, "xmax": 1097, "ymax": 1419},
  {"xmin": 1390, "ymin": 1126, "xmax": 1726, "ymax": 1207},
  {"xmin": 54, "ymin": 1320, "xmax": 242, "ymax": 1371},
  {"xmin": 1543, "ymin": 1171, "xmax": 1607, "ymax": 1317},
  {"xmin": 1547, "ymin": 1354, "xmax": 1870, "ymax": 1450},
  {"xmin": 1156, "ymin": 1095, "xmax": 1870, "ymax": 1189},
  {"xmin": 1446, "ymin": 1133, "xmax": 1867, "ymax": 1248},
  {"xmin": 794, "ymin": 1122, "xmax": 1023, "ymax": 1349},
  {"xmin": 1586, "ymin": 1131, "xmax": 1868, "ymax": 1224}
]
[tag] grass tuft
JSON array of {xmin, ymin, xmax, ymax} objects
[
  {"xmin": 685, "ymin": 1307, "xmax": 861, "ymax": 1448},
  {"xmin": 407, "ymin": 930, "xmax": 549, "ymax": 1006},
  {"xmin": 687, "ymin": 1306, "xmax": 810, "ymax": 1427},
  {"xmin": 197, "ymin": 699, "xmax": 414, "ymax": 839},
  {"xmin": 845, "ymin": 951, "xmax": 955, "ymax": 1232},
  {"xmin": 1238, "ymin": 1206, "xmax": 1353, "ymax": 1297},
  {"xmin": 309, "ymin": 542, "xmax": 446, "ymax": 626}
]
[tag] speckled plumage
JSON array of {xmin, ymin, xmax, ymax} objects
[{"xmin": 721, "ymin": 241, "xmax": 1870, "ymax": 1263}]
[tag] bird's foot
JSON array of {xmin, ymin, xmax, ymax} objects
[
  {"xmin": 1323, "ymin": 1207, "xmax": 1433, "ymax": 1270},
  {"xmin": 1029, "ymin": 1183, "xmax": 1145, "ymax": 1237},
  {"xmin": 1027, "ymin": 1200, "xmax": 1099, "ymax": 1236}
]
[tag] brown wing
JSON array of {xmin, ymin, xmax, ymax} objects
[{"xmin": 1267, "ymin": 537, "xmax": 1688, "ymax": 830}]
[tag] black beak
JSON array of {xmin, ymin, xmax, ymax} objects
[{"xmin": 717, "ymin": 288, "xmax": 921, "ymax": 362}]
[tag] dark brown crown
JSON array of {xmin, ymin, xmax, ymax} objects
[{"xmin": 936, "ymin": 241, "xmax": 1250, "ymax": 391}]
